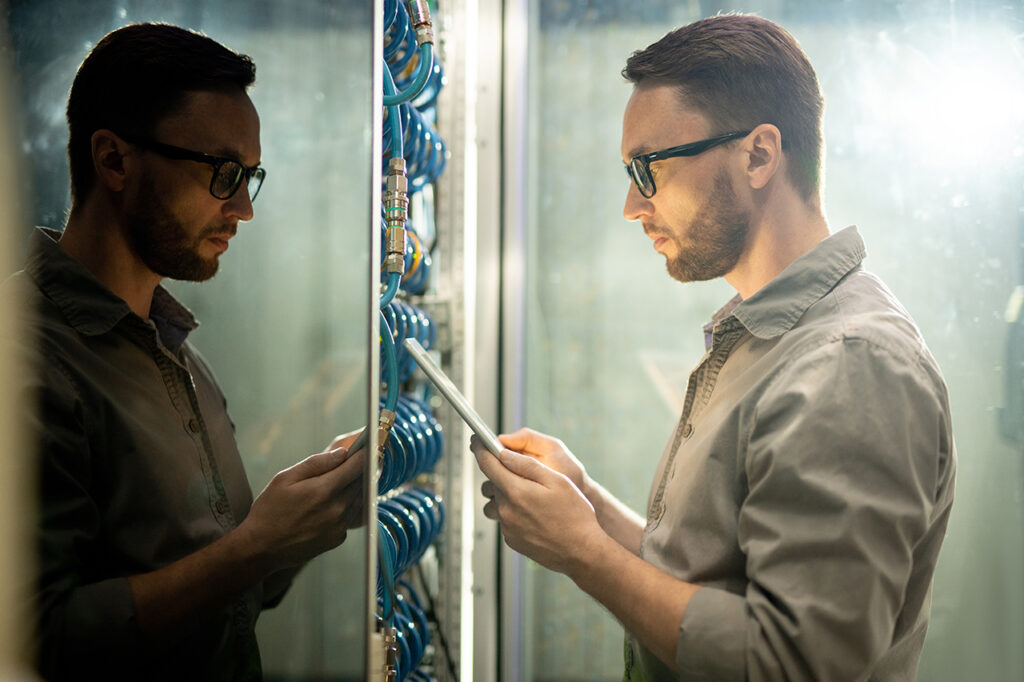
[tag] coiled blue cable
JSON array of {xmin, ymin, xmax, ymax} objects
[
  {"xmin": 385, "ymin": 44, "xmax": 434, "ymax": 107},
  {"xmin": 381, "ymin": 272, "xmax": 402, "ymax": 308},
  {"xmin": 411, "ymin": 59, "xmax": 444, "ymax": 111},
  {"xmin": 401, "ymin": 229, "xmax": 431, "ymax": 295},
  {"xmin": 378, "ymin": 394, "xmax": 444, "ymax": 494},
  {"xmin": 382, "ymin": 0, "xmax": 433, "ymax": 107},
  {"xmin": 383, "ymin": 0, "xmax": 409, "ymax": 61},
  {"xmin": 375, "ymin": 488, "xmax": 446, "ymax": 679},
  {"xmin": 383, "ymin": 0, "xmax": 399, "ymax": 33},
  {"xmin": 380, "ymin": 311, "xmax": 399, "ymax": 412},
  {"xmin": 387, "ymin": 26, "xmax": 417, "ymax": 78},
  {"xmin": 381, "ymin": 301, "xmax": 434, "ymax": 384},
  {"xmin": 383, "ymin": 67, "xmax": 404, "ymax": 160},
  {"xmin": 377, "ymin": 518, "xmax": 399, "ymax": 618},
  {"xmin": 376, "ymin": 4, "xmax": 448, "ymax": 678},
  {"xmin": 377, "ymin": 488, "xmax": 445, "ymax": 581},
  {"xmin": 400, "ymin": 105, "xmax": 447, "ymax": 192}
]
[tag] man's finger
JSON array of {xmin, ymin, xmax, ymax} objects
[
  {"xmin": 481, "ymin": 480, "xmax": 496, "ymax": 499},
  {"xmin": 497, "ymin": 427, "xmax": 540, "ymax": 451},
  {"xmin": 473, "ymin": 437, "xmax": 514, "ymax": 486},
  {"xmin": 280, "ymin": 447, "xmax": 347, "ymax": 482},
  {"xmin": 497, "ymin": 448, "xmax": 553, "ymax": 484},
  {"xmin": 329, "ymin": 428, "xmax": 364, "ymax": 452},
  {"xmin": 498, "ymin": 427, "xmax": 563, "ymax": 458},
  {"xmin": 323, "ymin": 449, "xmax": 366, "ymax": 489},
  {"xmin": 339, "ymin": 478, "xmax": 366, "ymax": 528}
]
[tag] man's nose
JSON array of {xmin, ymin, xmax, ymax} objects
[
  {"xmin": 623, "ymin": 181, "xmax": 653, "ymax": 223},
  {"xmin": 223, "ymin": 185, "xmax": 255, "ymax": 222}
]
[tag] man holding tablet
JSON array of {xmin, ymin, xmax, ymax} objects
[{"xmin": 472, "ymin": 14, "xmax": 955, "ymax": 682}]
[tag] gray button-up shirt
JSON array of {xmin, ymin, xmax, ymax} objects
[
  {"xmin": 628, "ymin": 227, "xmax": 956, "ymax": 681},
  {"xmin": 6, "ymin": 228, "xmax": 277, "ymax": 680}
]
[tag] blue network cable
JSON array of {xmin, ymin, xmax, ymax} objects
[
  {"xmin": 375, "ymin": 3, "xmax": 454, "ymax": 680},
  {"xmin": 383, "ymin": 0, "xmax": 434, "ymax": 106}
]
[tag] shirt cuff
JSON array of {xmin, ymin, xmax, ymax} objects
[{"xmin": 677, "ymin": 586, "xmax": 747, "ymax": 681}]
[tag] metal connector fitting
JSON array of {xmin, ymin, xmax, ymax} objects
[
  {"xmin": 407, "ymin": 0, "xmax": 434, "ymax": 45},
  {"xmin": 384, "ymin": 158, "xmax": 409, "ymax": 228},
  {"xmin": 385, "ymin": 227, "xmax": 406, "ymax": 274},
  {"xmin": 385, "ymin": 227, "xmax": 406, "ymax": 255},
  {"xmin": 383, "ymin": 625, "xmax": 398, "ymax": 681},
  {"xmin": 414, "ymin": 24, "xmax": 434, "ymax": 47},
  {"xmin": 376, "ymin": 409, "xmax": 397, "ymax": 462},
  {"xmin": 386, "ymin": 156, "xmax": 407, "ymax": 181},
  {"xmin": 385, "ymin": 253, "xmax": 405, "ymax": 275}
]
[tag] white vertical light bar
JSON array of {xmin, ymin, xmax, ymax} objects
[
  {"xmin": 501, "ymin": 0, "xmax": 532, "ymax": 680},
  {"xmin": 461, "ymin": 0, "xmax": 479, "ymax": 672},
  {"xmin": 434, "ymin": 0, "xmax": 477, "ymax": 677},
  {"xmin": 456, "ymin": 0, "xmax": 480, "ymax": 679},
  {"xmin": 366, "ymin": 0, "xmax": 383, "ymax": 678},
  {"xmin": 471, "ymin": 0, "xmax": 505, "ymax": 676}
]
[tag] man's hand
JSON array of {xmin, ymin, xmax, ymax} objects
[
  {"xmin": 472, "ymin": 436, "xmax": 604, "ymax": 575},
  {"xmin": 472, "ymin": 435, "xmax": 697, "ymax": 672},
  {"xmin": 327, "ymin": 428, "xmax": 366, "ymax": 456},
  {"xmin": 495, "ymin": 428, "xmax": 594, "ymax": 501},
  {"xmin": 323, "ymin": 428, "xmax": 367, "ymax": 529},
  {"xmin": 127, "ymin": 442, "xmax": 366, "ymax": 642},
  {"xmin": 240, "ymin": 444, "xmax": 366, "ymax": 572}
]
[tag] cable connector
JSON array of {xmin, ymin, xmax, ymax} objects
[
  {"xmin": 383, "ymin": 157, "xmax": 408, "ymax": 276},
  {"xmin": 384, "ymin": 157, "xmax": 408, "ymax": 228},
  {"xmin": 376, "ymin": 409, "xmax": 397, "ymax": 463},
  {"xmin": 385, "ymin": 227, "xmax": 406, "ymax": 275},
  {"xmin": 406, "ymin": 0, "xmax": 434, "ymax": 46},
  {"xmin": 384, "ymin": 625, "xmax": 398, "ymax": 681}
]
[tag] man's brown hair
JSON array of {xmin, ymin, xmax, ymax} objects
[
  {"xmin": 66, "ymin": 23, "xmax": 256, "ymax": 206},
  {"xmin": 623, "ymin": 14, "xmax": 824, "ymax": 201}
]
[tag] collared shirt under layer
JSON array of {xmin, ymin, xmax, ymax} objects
[
  {"xmin": 626, "ymin": 226, "xmax": 956, "ymax": 681},
  {"xmin": 6, "ymin": 228, "xmax": 267, "ymax": 681}
]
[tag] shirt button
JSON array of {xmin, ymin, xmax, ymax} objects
[
  {"xmin": 682, "ymin": 423, "xmax": 693, "ymax": 438},
  {"xmin": 215, "ymin": 500, "xmax": 227, "ymax": 514},
  {"xmin": 188, "ymin": 418, "xmax": 200, "ymax": 434}
]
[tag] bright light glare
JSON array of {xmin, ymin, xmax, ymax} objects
[{"xmin": 856, "ymin": 29, "xmax": 1024, "ymax": 170}]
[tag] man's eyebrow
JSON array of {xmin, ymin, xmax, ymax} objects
[
  {"xmin": 212, "ymin": 145, "xmax": 260, "ymax": 166},
  {"xmin": 624, "ymin": 145, "xmax": 653, "ymax": 161}
]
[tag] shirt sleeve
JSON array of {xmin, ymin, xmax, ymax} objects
[
  {"xmin": 675, "ymin": 336, "xmax": 954, "ymax": 681},
  {"xmin": 26, "ymin": 353, "xmax": 146, "ymax": 679}
]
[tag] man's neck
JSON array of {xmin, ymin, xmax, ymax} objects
[
  {"xmin": 60, "ymin": 199, "xmax": 162, "ymax": 319},
  {"xmin": 725, "ymin": 187, "xmax": 830, "ymax": 300}
]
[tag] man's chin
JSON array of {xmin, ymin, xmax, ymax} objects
[
  {"xmin": 666, "ymin": 255, "xmax": 723, "ymax": 284},
  {"xmin": 155, "ymin": 255, "xmax": 220, "ymax": 282}
]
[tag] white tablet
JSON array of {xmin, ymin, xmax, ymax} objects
[{"xmin": 403, "ymin": 338, "xmax": 504, "ymax": 456}]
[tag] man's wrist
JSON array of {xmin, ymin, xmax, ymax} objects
[
  {"xmin": 224, "ymin": 519, "xmax": 276, "ymax": 581},
  {"xmin": 564, "ymin": 525, "xmax": 620, "ymax": 586},
  {"xmin": 580, "ymin": 474, "xmax": 605, "ymax": 517}
]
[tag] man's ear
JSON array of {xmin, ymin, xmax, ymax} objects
[
  {"xmin": 743, "ymin": 123, "xmax": 783, "ymax": 191},
  {"xmin": 91, "ymin": 129, "xmax": 132, "ymax": 192}
]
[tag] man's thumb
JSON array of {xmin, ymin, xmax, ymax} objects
[{"xmin": 281, "ymin": 447, "xmax": 346, "ymax": 482}]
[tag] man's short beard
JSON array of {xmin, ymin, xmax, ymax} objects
[
  {"xmin": 124, "ymin": 173, "xmax": 222, "ymax": 282},
  {"xmin": 666, "ymin": 170, "xmax": 749, "ymax": 283}
]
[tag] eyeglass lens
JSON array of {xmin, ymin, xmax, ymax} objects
[
  {"xmin": 212, "ymin": 163, "xmax": 265, "ymax": 201},
  {"xmin": 629, "ymin": 159, "xmax": 654, "ymax": 198}
]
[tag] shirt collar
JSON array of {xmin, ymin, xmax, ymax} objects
[
  {"xmin": 711, "ymin": 226, "xmax": 866, "ymax": 342},
  {"xmin": 25, "ymin": 227, "xmax": 199, "ymax": 347}
]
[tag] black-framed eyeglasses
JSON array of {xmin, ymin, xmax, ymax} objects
[
  {"xmin": 121, "ymin": 135, "xmax": 266, "ymax": 202},
  {"xmin": 625, "ymin": 130, "xmax": 751, "ymax": 198}
]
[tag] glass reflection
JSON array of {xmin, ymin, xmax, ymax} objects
[{"xmin": 8, "ymin": 1, "xmax": 372, "ymax": 679}]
